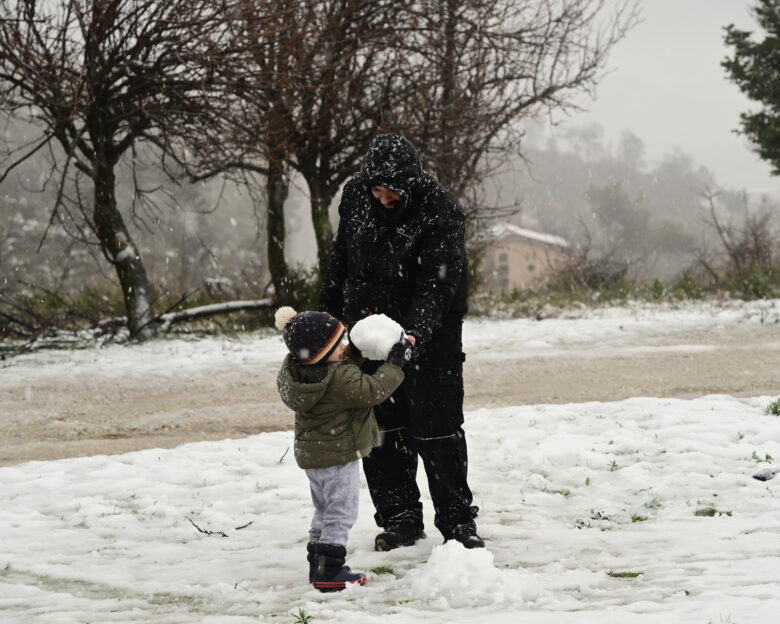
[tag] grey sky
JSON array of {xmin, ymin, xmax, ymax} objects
[{"xmin": 557, "ymin": 0, "xmax": 780, "ymax": 197}]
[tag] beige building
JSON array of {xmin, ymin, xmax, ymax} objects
[{"xmin": 481, "ymin": 223, "xmax": 571, "ymax": 292}]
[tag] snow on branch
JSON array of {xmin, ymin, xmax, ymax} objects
[{"xmin": 97, "ymin": 298, "xmax": 275, "ymax": 333}]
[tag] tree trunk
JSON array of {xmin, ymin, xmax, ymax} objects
[
  {"xmin": 438, "ymin": 0, "xmax": 459, "ymax": 190},
  {"xmin": 266, "ymin": 161, "xmax": 292, "ymax": 304},
  {"xmin": 306, "ymin": 175, "xmax": 334, "ymax": 286},
  {"xmin": 93, "ymin": 160, "xmax": 156, "ymax": 340}
]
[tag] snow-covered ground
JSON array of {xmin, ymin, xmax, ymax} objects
[
  {"xmin": 2, "ymin": 298, "xmax": 778, "ymax": 384},
  {"xmin": 1, "ymin": 300, "xmax": 779, "ymax": 623}
]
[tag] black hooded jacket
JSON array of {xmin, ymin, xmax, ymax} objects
[{"xmin": 319, "ymin": 134, "xmax": 468, "ymax": 344}]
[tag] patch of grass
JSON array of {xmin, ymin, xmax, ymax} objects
[
  {"xmin": 630, "ymin": 513, "xmax": 648, "ymax": 523},
  {"xmin": 293, "ymin": 608, "xmax": 314, "ymax": 624},
  {"xmin": 585, "ymin": 477, "xmax": 592, "ymax": 486},
  {"xmin": 548, "ymin": 488, "xmax": 572, "ymax": 498},
  {"xmin": 752, "ymin": 450, "xmax": 774, "ymax": 463},
  {"xmin": 576, "ymin": 509, "xmax": 617, "ymax": 530},
  {"xmin": 370, "ymin": 565, "xmax": 394, "ymax": 575},
  {"xmin": 644, "ymin": 489, "xmax": 662, "ymax": 510},
  {"xmin": 695, "ymin": 506, "xmax": 732, "ymax": 517},
  {"xmin": 765, "ymin": 398, "xmax": 780, "ymax": 416},
  {"xmin": 606, "ymin": 570, "xmax": 642, "ymax": 579},
  {"xmin": 608, "ymin": 459, "xmax": 619, "ymax": 472}
]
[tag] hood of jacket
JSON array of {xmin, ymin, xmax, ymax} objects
[
  {"xmin": 277, "ymin": 354, "xmax": 338, "ymax": 413},
  {"xmin": 361, "ymin": 134, "xmax": 423, "ymax": 222}
]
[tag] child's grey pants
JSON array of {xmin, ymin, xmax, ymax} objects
[{"xmin": 305, "ymin": 459, "xmax": 360, "ymax": 547}]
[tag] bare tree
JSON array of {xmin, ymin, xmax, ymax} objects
[
  {"xmin": 394, "ymin": 0, "xmax": 638, "ymax": 214},
  {"xmin": 226, "ymin": 0, "xmax": 403, "ymax": 299},
  {"xmin": 227, "ymin": 0, "xmax": 636, "ymax": 301},
  {"xmin": 699, "ymin": 189, "xmax": 778, "ymax": 282},
  {"xmin": 0, "ymin": 0, "xmax": 255, "ymax": 339}
]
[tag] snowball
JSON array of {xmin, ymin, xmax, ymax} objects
[{"xmin": 350, "ymin": 314, "xmax": 404, "ymax": 360}]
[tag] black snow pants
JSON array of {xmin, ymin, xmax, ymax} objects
[{"xmin": 361, "ymin": 322, "xmax": 478, "ymax": 538}]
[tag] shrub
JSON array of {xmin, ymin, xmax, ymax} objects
[
  {"xmin": 673, "ymin": 272, "xmax": 704, "ymax": 300},
  {"xmin": 651, "ymin": 278, "xmax": 664, "ymax": 300},
  {"xmin": 740, "ymin": 267, "xmax": 771, "ymax": 300},
  {"xmin": 279, "ymin": 265, "xmax": 322, "ymax": 310}
]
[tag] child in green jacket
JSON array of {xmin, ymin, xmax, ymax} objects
[{"xmin": 275, "ymin": 307, "xmax": 412, "ymax": 592}]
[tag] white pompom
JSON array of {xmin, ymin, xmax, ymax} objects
[
  {"xmin": 350, "ymin": 314, "xmax": 404, "ymax": 360},
  {"xmin": 274, "ymin": 306, "xmax": 297, "ymax": 331}
]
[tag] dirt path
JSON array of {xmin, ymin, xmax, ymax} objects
[{"xmin": 2, "ymin": 326, "xmax": 778, "ymax": 466}]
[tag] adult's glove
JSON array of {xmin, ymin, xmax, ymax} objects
[{"xmin": 386, "ymin": 337, "xmax": 414, "ymax": 368}]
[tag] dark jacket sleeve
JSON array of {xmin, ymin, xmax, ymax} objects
[
  {"xmin": 402, "ymin": 200, "xmax": 466, "ymax": 343},
  {"xmin": 318, "ymin": 188, "xmax": 352, "ymax": 317}
]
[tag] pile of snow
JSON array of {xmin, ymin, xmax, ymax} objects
[
  {"xmin": 406, "ymin": 541, "xmax": 541, "ymax": 608},
  {"xmin": 349, "ymin": 314, "xmax": 404, "ymax": 360}
]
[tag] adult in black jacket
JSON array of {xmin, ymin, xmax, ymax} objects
[{"xmin": 320, "ymin": 133, "xmax": 484, "ymax": 550}]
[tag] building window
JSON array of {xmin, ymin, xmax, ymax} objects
[
  {"xmin": 528, "ymin": 264, "xmax": 536, "ymax": 272},
  {"xmin": 498, "ymin": 265, "xmax": 509, "ymax": 276},
  {"xmin": 498, "ymin": 252, "xmax": 508, "ymax": 262}
]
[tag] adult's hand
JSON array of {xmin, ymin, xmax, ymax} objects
[{"xmin": 387, "ymin": 338, "xmax": 414, "ymax": 368}]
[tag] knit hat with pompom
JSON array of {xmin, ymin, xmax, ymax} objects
[{"xmin": 274, "ymin": 306, "xmax": 346, "ymax": 365}]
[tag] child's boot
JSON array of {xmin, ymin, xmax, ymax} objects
[
  {"xmin": 307, "ymin": 541, "xmax": 317, "ymax": 584},
  {"xmin": 312, "ymin": 543, "xmax": 366, "ymax": 592}
]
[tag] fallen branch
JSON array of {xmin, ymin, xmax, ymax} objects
[
  {"xmin": 187, "ymin": 517, "xmax": 254, "ymax": 537},
  {"xmin": 188, "ymin": 518, "xmax": 229, "ymax": 538},
  {"xmin": 158, "ymin": 298, "xmax": 275, "ymax": 331},
  {"xmin": 97, "ymin": 298, "xmax": 275, "ymax": 332}
]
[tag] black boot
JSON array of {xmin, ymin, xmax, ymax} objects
[
  {"xmin": 446, "ymin": 522, "xmax": 485, "ymax": 549},
  {"xmin": 307, "ymin": 541, "xmax": 316, "ymax": 584},
  {"xmin": 375, "ymin": 524, "xmax": 426, "ymax": 551},
  {"xmin": 312, "ymin": 543, "xmax": 366, "ymax": 592}
]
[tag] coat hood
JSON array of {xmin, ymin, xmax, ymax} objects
[
  {"xmin": 361, "ymin": 134, "xmax": 423, "ymax": 221},
  {"xmin": 277, "ymin": 354, "xmax": 337, "ymax": 413}
]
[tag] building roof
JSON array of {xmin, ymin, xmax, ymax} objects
[{"xmin": 488, "ymin": 223, "xmax": 569, "ymax": 248}]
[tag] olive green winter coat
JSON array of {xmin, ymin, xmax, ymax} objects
[{"xmin": 277, "ymin": 352, "xmax": 405, "ymax": 470}]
